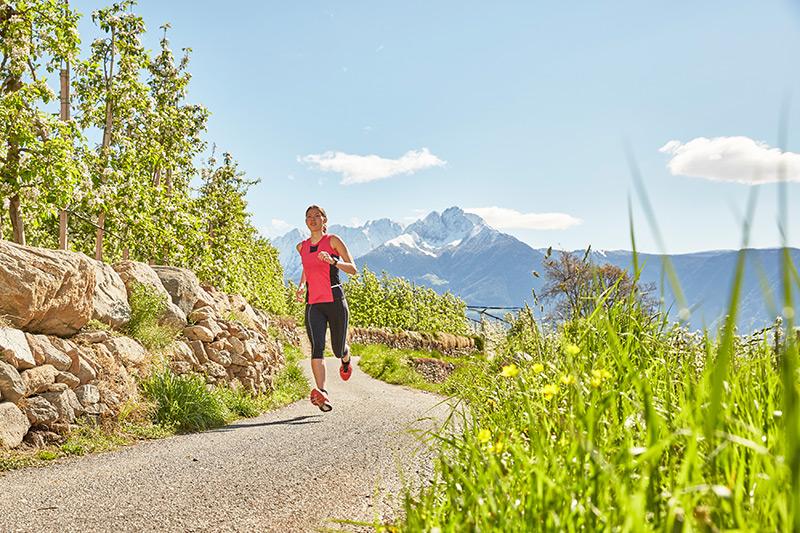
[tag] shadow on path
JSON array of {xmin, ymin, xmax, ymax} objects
[{"xmin": 211, "ymin": 415, "xmax": 324, "ymax": 432}]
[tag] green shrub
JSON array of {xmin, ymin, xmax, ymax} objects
[
  {"xmin": 140, "ymin": 367, "xmax": 227, "ymax": 432},
  {"xmin": 344, "ymin": 266, "xmax": 469, "ymax": 335},
  {"xmin": 215, "ymin": 386, "xmax": 260, "ymax": 419},
  {"xmin": 124, "ymin": 282, "xmax": 179, "ymax": 350}
]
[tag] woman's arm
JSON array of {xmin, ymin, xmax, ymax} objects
[
  {"xmin": 296, "ymin": 243, "xmax": 307, "ymax": 301},
  {"xmin": 328, "ymin": 235, "xmax": 358, "ymax": 276}
]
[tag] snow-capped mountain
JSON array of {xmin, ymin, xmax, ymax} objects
[{"xmin": 271, "ymin": 206, "xmax": 800, "ymax": 332}]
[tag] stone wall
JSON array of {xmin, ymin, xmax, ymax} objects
[
  {"xmin": 348, "ymin": 326, "xmax": 476, "ymax": 356},
  {"xmin": 0, "ymin": 242, "xmax": 286, "ymax": 449},
  {"xmin": 0, "ymin": 327, "xmax": 141, "ymax": 448}
]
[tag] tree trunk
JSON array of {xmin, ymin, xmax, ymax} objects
[
  {"xmin": 95, "ymin": 211, "xmax": 105, "ymax": 261},
  {"xmin": 165, "ymin": 168, "xmax": 173, "ymax": 195},
  {"xmin": 9, "ymin": 195, "xmax": 25, "ymax": 246}
]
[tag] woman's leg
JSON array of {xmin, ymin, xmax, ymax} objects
[
  {"xmin": 306, "ymin": 304, "xmax": 328, "ymax": 390},
  {"xmin": 328, "ymin": 299, "xmax": 351, "ymax": 376}
]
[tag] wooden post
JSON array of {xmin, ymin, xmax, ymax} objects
[
  {"xmin": 95, "ymin": 211, "xmax": 105, "ymax": 261},
  {"xmin": 58, "ymin": 57, "xmax": 70, "ymax": 250},
  {"xmin": 58, "ymin": 210, "xmax": 68, "ymax": 249}
]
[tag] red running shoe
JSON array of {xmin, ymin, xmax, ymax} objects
[
  {"xmin": 310, "ymin": 388, "xmax": 332, "ymax": 412},
  {"xmin": 339, "ymin": 357, "xmax": 352, "ymax": 381}
]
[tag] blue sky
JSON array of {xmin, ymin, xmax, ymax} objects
[{"xmin": 72, "ymin": 1, "xmax": 800, "ymax": 253}]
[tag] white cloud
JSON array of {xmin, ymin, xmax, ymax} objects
[
  {"xmin": 260, "ymin": 218, "xmax": 294, "ymax": 238},
  {"xmin": 659, "ymin": 136, "xmax": 800, "ymax": 184},
  {"xmin": 298, "ymin": 148, "xmax": 446, "ymax": 185},
  {"xmin": 465, "ymin": 206, "xmax": 582, "ymax": 230}
]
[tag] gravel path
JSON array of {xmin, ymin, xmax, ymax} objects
[{"xmin": 0, "ymin": 357, "xmax": 451, "ymax": 532}]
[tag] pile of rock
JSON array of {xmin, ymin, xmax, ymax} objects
[
  {"xmin": 171, "ymin": 305, "xmax": 284, "ymax": 394},
  {"xmin": 0, "ymin": 241, "xmax": 287, "ymax": 449},
  {"xmin": 0, "ymin": 328, "xmax": 142, "ymax": 448},
  {"xmin": 348, "ymin": 326, "xmax": 476, "ymax": 356},
  {"xmin": 114, "ymin": 262, "xmax": 285, "ymax": 394},
  {"xmin": 409, "ymin": 357, "xmax": 456, "ymax": 383}
]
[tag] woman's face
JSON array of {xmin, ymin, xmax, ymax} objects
[{"xmin": 305, "ymin": 208, "xmax": 326, "ymax": 231}]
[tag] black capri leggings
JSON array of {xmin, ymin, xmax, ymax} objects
[{"xmin": 305, "ymin": 299, "xmax": 350, "ymax": 360}]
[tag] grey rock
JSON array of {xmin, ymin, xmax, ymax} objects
[
  {"xmin": 20, "ymin": 364, "xmax": 58, "ymax": 396},
  {"xmin": 0, "ymin": 328, "xmax": 36, "ymax": 370},
  {"xmin": 75, "ymin": 384, "xmax": 100, "ymax": 407},
  {"xmin": 151, "ymin": 266, "xmax": 214, "ymax": 316},
  {"xmin": 0, "ymin": 402, "xmax": 30, "ymax": 448},
  {"xmin": 0, "ymin": 361, "xmax": 25, "ymax": 403},
  {"xmin": 0, "ymin": 241, "xmax": 95, "ymax": 336},
  {"xmin": 184, "ymin": 326, "xmax": 214, "ymax": 343},
  {"xmin": 21, "ymin": 396, "xmax": 59, "ymax": 426},
  {"xmin": 91, "ymin": 259, "xmax": 131, "ymax": 328},
  {"xmin": 102, "ymin": 337, "xmax": 148, "ymax": 366},
  {"xmin": 55, "ymin": 371, "xmax": 80, "ymax": 389},
  {"xmin": 25, "ymin": 334, "xmax": 72, "ymax": 371}
]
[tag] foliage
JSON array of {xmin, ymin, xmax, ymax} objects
[
  {"xmin": 0, "ymin": 0, "xmax": 84, "ymax": 245},
  {"xmin": 354, "ymin": 343, "xmax": 484, "ymax": 397},
  {"xmin": 0, "ymin": 0, "xmax": 288, "ymax": 320},
  {"xmin": 541, "ymin": 250, "xmax": 657, "ymax": 321},
  {"xmin": 139, "ymin": 366, "xmax": 227, "ymax": 432},
  {"xmin": 123, "ymin": 282, "xmax": 178, "ymax": 350},
  {"xmin": 399, "ymin": 283, "xmax": 796, "ymax": 531},
  {"xmin": 344, "ymin": 266, "xmax": 468, "ymax": 335},
  {"xmin": 190, "ymin": 151, "xmax": 288, "ymax": 315}
]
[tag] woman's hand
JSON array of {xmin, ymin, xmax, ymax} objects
[
  {"xmin": 295, "ymin": 286, "xmax": 305, "ymax": 302},
  {"xmin": 317, "ymin": 251, "xmax": 336, "ymax": 265}
]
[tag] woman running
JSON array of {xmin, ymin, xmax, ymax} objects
[{"xmin": 296, "ymin": 205, "xmax": 358, "ymax": 411}]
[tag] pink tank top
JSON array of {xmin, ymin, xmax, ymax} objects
[{"xmin": 299, "ymin": 235, "xmax": 342, "ymax": 304}]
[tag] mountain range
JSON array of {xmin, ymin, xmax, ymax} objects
[{"xmin": 271, "ymin": 207, "xmax": 800, "ymax": 332}]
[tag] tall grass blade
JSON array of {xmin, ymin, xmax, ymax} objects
[
  {"xmin": 626, "ymin": 146, "xmax": 689, "ymax": 319},
  {"xmin": 705, "ymin": 189, "xmax": 757, "ymax": 438}
]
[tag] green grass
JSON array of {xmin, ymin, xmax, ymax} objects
[
  {"xmin": 353, "ymin": 343, "xmax": 484, "ymax": 395},
  {"xmin": 257, "ymin": 344, "xmax": 310, "ymax": 409},
  {"xmin": 140, "ymin": 342, "xmax": 310, "ymax": 432},
  {"xmin": 124, "ymin": 282, "xmax": 180, "ymax": 351},
  {"xmin": 392, "ymin": 293, "xmax": 793, "ymax": 531}
]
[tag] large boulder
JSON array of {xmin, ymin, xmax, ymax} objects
[
  {"xmin": 0, "ymin": 328, "xmax": 36, "ymax": 370},
  {"xmin": 0, "ymin": 360, "xmax": 25, "ymax": 403},
  {"xmin": 0, "ymin": 402, "xmax": 30, "ymax": 448},
  {"xmin": 92, "ymin": 260, "xmax": 131, "ymax": 328},
  {"xmin": 112, "ymin": 261, "xmax": 187, "ymax": 328},
  {"xmin": 151, "ymin": 266, "xmax": 214, "ymax": 317},
  {"xmin": 0, "ymin": 241, "xmax": 95, "ymax": 335}
]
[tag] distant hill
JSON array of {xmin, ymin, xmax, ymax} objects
[{"xmin": 272, "ymin": 207, "xmax": 799, "ymax": 332}]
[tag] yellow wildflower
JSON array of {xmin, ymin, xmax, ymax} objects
[
  {"xmin": 493, "ymin": 440, "xmax": 505, "ymax": 454},
  {"xmin": 564, "ymin": 344, "xmax": 580, "ymax": 356},
  {"xmin": 501, "ymin": 364, "xmax": 520, "ymax": 378},
  {"xmin": 532, "ymin": 363, "xmax": 544, "ymax": 373},
  {"xmin": 541, "ymin": 383, "xmax": 559, "ymax": 400},
  {"xmin": 560, "ymin": 374, "xmax": 576, "ymax": 386},
  {"xmin": 478, "ymin": 429, "xmax": 492, "ymax": 443},
  {"xmin": 590, "ymin": 369, "xmax": 611, "ymax": 388}
]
